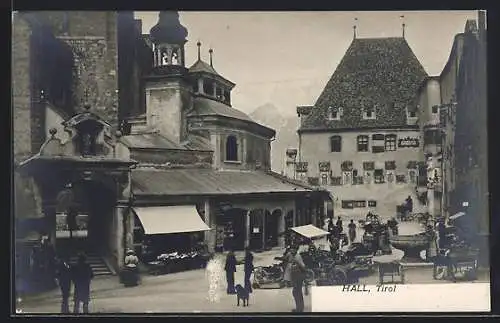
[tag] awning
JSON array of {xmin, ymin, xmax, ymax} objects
[
  {"xmin": 291, "ymin": 224, "xmax": 329, "ymax": 239},
  {"xmin": 134, "ymin": 205, "xmax": 211, "ymax": 235},
  {"xmin": 449, "ymin": 212, "xmax": 466, "ymax": 220}
]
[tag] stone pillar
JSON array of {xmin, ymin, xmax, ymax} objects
[
  {"xmin": 204, "ymin": 199, "xmax": 216, "ymax": 252},
  {"xmin": 114, "ymin": 206, "xmax": 125, "ymax": 270},
  {"xmin": 262, "ymin": 210, "xmax": 267, "ymax": 249},
  {"xmin": 212, "ymin": 82, "xmax": 217, "ymax": 98},
  {"xmin": 245, "ymin": 209, "xmax": 251, "ymax": 248},
  {"xmin": 278, "ymin": 210, "xmax": 285, "ymax": 248}
]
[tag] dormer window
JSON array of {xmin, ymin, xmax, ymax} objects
[
  {"xmin": 432, "ymin": 105, "xmax": 439, "ymax": 114},
  {"xmin": 363, "ymin": 107, "xmax": 376, "ymax": 119},
  {"xmin": 328, "ymin": 106, "xmax": 342, "ymax": 120}
]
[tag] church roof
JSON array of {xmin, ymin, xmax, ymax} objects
[
  {"xmin": 189, "ymin": 59, "xmax": 219, "ymax": 75},
  {"xmin": 189, "ymin": 97, "xmax": 255, "ymax": 123},
  {"xmin": 300, "ymin": 37, "xmax": 428, "ymax": 132}
]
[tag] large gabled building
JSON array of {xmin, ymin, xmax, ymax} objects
[{"xmin": 288, "ymin": 36, "xmax": 429, "ymax": 220}]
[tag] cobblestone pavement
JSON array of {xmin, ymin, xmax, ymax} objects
[{"xmin": 17, "ymin": 248, "xmax": 489, "ymax": 314}]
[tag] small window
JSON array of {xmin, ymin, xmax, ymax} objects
[
  {"xmin": 384, "ymin": 134, "xmax": 397, "ymax": 151},
  {"xmin": 328, "ymin": 107, "xmax": 341, "ymax": 120},
  {"xmin": 330, "ymin": 136, "xmax": 342, "ymax": 152},
  {"xmin": 408, "ymin": 170, "xmax": 417, "ymax": 183},
  {"xmin": 341, "ymin": 201, "xmax": 354, "ymax": 209},
  {"xmin": 409, "ymin": 111, "xmax": 417, "ymax": 118},
  {"xmin": 321, "ymin": 174, "xmax": 328, "ymax": 186},
  {"xmin": 225, "ymin": 135, "xmax": 238, "ymax": 161},
  {"xmin": 368, "ymin": 200, "xmax": 377, "ymax": 207},
  {"xmin": 204, "ymin": 80, "xmax": 215, "ymax": 96},
  {"xmin": 432, "ymin": 105, "xmax": 439, "ymax": 114},
  {"xmin": 374, "ymin": 169, "xmax": 385, "ymax": 184},
  {"xmin": 193, "ymin": 81, "xmax": 199, "ymax": 93},
  {"xmin": 363, "ymin": 107, "xmax": 376, "ymax": 119},
  {"xmin": 357, "ymin": 135, "xmax": 369, "ymax": 152}
]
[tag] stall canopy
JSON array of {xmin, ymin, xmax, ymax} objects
[
  {"xmin": 449, "ymin": 212, "xmax": 466, "ymax": 221},
  {"xmin": 133, "ymin": 206, "xmax": 211, "ymax": 235},
  {"xmin": 291, "ymin": 224, "xmax": 329, "ymax": 239}
]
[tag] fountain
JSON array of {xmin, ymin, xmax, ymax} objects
[{"xmin": 389, "ymin": 222, "xmax": 430, "ymax": 263}]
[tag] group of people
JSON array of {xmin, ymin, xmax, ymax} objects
[
  {"xmin": 223, "ymin": 248, "xmax": 254, "ymax": 295},
  {"xmin": 327, "ymin": 216, "xmax": 357, "ymax": 252},
  {"xmin": 54, "ymin": 253, "xmax": 95, "ymax": 314}
]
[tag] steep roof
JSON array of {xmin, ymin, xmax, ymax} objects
[
  {"xmin": 189, "ymin": 59, "xmax": 219, "ymax": 75},
  {"xmin": 300, "ymin": 37, "xmax": 428, "ymax": 132}
]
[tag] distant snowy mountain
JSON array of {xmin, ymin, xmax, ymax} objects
[{"xmin": 249, "ymin": 103, "xmax": 299, "ymax": 173}]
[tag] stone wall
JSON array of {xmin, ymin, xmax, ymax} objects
[
  {"xmin": 12, "ymin": 14, "xmax": 32, "ymax": 161},
  {"xmin": 130, "ymin": 148, "xmax": 213, "ymax": 166}
]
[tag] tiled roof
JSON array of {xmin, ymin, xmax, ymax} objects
[
  {"xmin": 300, "ymin": 37, "xmax": 428, "ymax": 131},
  {"xmin": 132, "ymin": 168, "xmax": 311, "ymax": 196},
  {"xmin": 189, "ymin": 97, "xmax": 255, "ymax": 123}
]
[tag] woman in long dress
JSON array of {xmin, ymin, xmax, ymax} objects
[{"xmin": 205, "ymin": 253, "xmax": 226, "ymax": 303}]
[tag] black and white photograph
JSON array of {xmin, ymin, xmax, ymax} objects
[{"xmin": 12, "ymin": 10, "xmax": 490, "ymax": 314}]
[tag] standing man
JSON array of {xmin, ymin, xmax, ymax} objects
[
  {"xmin": 55, "ymin": 255, "xmax": 72, "ymax": 313},
  {"xmin": 224, "ymin": 250, "xmax": 237, "ymax": 294},
  {"xmin": 336, "ymin": 216, "xmax": 343, "ymax": 234},
  {"xmin": 244, "ymin": 247, "xmax": 254, "ymax": 293},
  {"xmin": 405, "ymin": 195, "xmax": 414, "ymax": 218},
  {"xmin": 72, "ymin": 254, "xmax": 94, "ymax": 314},
  {"xmin": 290, "ymin": 246, "xmax": 307, "ymax": 312},
  {"xmin": 348, "ymin": 220, "xmax": 357, "ymax": 244}
]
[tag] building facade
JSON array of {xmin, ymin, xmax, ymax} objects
[
  {"xmin": 13, "ymin": 11, "xmax": 329, "ymax": 279},
  {"xmin": 436, "ymin": 12, "xmax": 488, "ymax": 265},
  {"xmin": 288, "ymin": 37, "xmax": 429, "ymax": 220}
]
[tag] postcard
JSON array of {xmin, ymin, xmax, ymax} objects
[{"xmin": 12, "ymin": 10, "xmax": 489, "ymax": 314}]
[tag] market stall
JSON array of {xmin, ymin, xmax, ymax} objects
[{"xmin": 132, "ymin": 205, "xmax": 211, "ymax": 275}]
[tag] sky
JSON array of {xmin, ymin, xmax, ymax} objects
[{"xmin": 135, "ymin": 11, "xmax": 479, "ymax": 117}]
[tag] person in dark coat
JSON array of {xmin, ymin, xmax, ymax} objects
[
  {"xmin": 72, "ymin": 254, "xmax": 94, "ymax": 314},
  {"xmin": 55, "ymin": 255, "xmax": 72, "ymax": 313},
  {"xmin": 336, "ymin": 216, "xmax": 343, "ymax": 234},
  {"xmin": 224, "ymin": 250, "xmax": 237, "ymax": 294},
  {"xmin": 405, "ymin": 196, "xmax": 414, "ymax": 215},
  {"xmin": 348, "ymin": 220, "xmax": 357, "ymax": 244},
  {"xmin": 244, "ymin": 248, "xmax": 254, "ymax": 293}
]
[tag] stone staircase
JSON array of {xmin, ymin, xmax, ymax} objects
[{"xmin": 69, "ymin": 253, "xmax": 115, "ymax": 277}]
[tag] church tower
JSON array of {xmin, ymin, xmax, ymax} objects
[{"xmin": 144, "ymin": 11, "xmax": 192, "ymax": 144}]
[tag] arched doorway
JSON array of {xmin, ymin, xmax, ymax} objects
[
  {"xmin": 249, "ymin": 209, "xmax": 264, "ymax": 250},
  {"xmin": 55, "ymin": 178, "xmax": 117, "ymax": 258},
  {"xmin": 218, "ymin": 208, "xmax": 247, "ymax": 251},
  {"xmin": 265, "ymin": 209, "xmax": 282, "ymax": 248}
]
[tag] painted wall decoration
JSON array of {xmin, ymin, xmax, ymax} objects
[{"xmin": 398, "ymin": 136, "xmax": 420, "ymax": 148}]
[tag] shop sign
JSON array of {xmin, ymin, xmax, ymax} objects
[{"xmin": 398, "ymin": 137, "xmax": 420, "ymax": 148}]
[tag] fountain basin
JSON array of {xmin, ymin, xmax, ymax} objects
[{"xmin": 390, "ymin": 234, "xmax": 430, "ymax": 263}]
